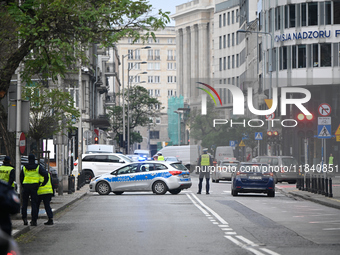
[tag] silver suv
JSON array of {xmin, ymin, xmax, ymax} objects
[
  {"xmin": 72, "ymin": 153, "xmax": 133, "ymax": 183},
  {"xmin": 255, "ymin": 156, "xmax": 298, "ymax": 184}
]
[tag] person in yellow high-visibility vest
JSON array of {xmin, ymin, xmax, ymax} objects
[
  {"xmin": 0, "ymin": 156, "xmax": 15, "ymax": 188},
  {"xmin": 20, "ymin": 154, "xmax": 48, "ymax": 226},
  {"xmin": 197, "ymin": 148, "xmax": 213, "ymax": 195},
  {"xmin": 157, "ymin": 152, "xmax": 165, "ymax": 161},
  {"xmin": 37, "ymin": 171, "xmax": 54, "ymax": 225}
]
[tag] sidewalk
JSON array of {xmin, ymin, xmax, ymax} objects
[
  {"xmin": 11, "ymin": 186, "xmax": 89, "ymax": 238},
  {"xmin": 276, "ymin": 175, "xmax": 340, "ymax": 210}
]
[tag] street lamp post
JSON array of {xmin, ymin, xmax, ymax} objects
[
  {"xmin": 237, "ymin": 29, "xmax": 273, "ymax": 98},
  {"xmin": 174, "ymin": 110, "xmax": 181, "ymax": 146},
  {"xmin": 237, "ymin": 29, "xmax": 273, "ymax": 156},
  {"xmin": 121, "ymin": 46, "xmax": 150, "ymax": 153},
  {"xmin": 127, "ymin": 69, "xmax": 147, "ymax": 154}
]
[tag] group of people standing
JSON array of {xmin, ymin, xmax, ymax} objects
[{"xmin": 0, "ymin": 154, "xmax": 54, "ymax": 237}]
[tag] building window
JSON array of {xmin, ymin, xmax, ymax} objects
[
  {"xmin": 228, "ymin": 56, "xmax": 230, "ymax": 69},
  {"xmin": 148, "ymin": 76, "xmax": 154, "ymax": 83},
  {"xmin": 275, "ymin": 6, "xmax": 281, "ymax": 30},
  {"xmin": 219, "ymin": 14, "xmax": 222, "ymax": 28},
  {"xmin": 285, "ymin": 5, "xmax": 289, "ymax": 28},
  {"xmin": 154, "ymin": 76, "xmax": 160, "ymax": 83},
  {"xmin": 219, "ymin": 58, "xmax": 222, "ymax": 71},
  {"xmin": 154, "ymin": 62, "xmax": 160, "ymax": 70},
  {"xmin": 335, "ymin": 2, "xmax": 340, "ymax": 24},
  {"xmin": 167, "ymin": 50, "xmax": 174, "ymax": 60},
  {"xmin": 333, "ymin": 43, "xmax": 339, "ymax": 67},
  {"xmin": 128, "ymin": 49, "xmax": 133, "ymax": 60},
  {"xmin": 301, "ymin": 3, "xmax": 307, "ymax": 26},
  {"xmin": 223, "ymin": 35, "xmax": 226, "ymax": 48},
  {"xmin": 219, "ymin": 36, "xmax": 222, "ymax": 49},
  {"xmin": 167, "ymin": 76, "xmax": 176, "ymax": 83},
  {"xmin": 148, "ymin": 49, "xmax": 153, "ymax": 60},
  {"xmin": 154, "ymin": 50, "xmax": 160, "ymax": 60},
  {"xmin": 232, "ymin": 10, "xmax": 234, "ymax": 24},
  {"xmin": 148, "ymin": 89, "xmax": 153, "ymax": 96},
  {"xmin": 135, "ymin": 49, "xmax": 140, "ymax": 60},
  {"xmin": 228, "ymin": 34, "xmax": 230, "ymax": 47},
  {"xmin": 155, "ymin": 117, "xmax": 161, "ymax": 124},
  {"xmin": 292, "ymin": 45, "xmax": 297, "ymax": 68},
  {"xmin": 232, "ymin": 55, "xmax": 235, "ymax": 69},
  {"xmin": 236, "ymin": 54, "xmax": 239, "ymax": 67},
  {"xmin": 320, "ymin": 43, "xmax": 332, "ymax": 67},
  {"xmin": 228, "ymin": 12, "xmax": 230, "ymax": 25},
  {"xmin": 232, "ymin": 33, "xmax": 234, "ymax": 46},
  {"xmin": 223, "ymin": 57, "xmax": 226, "ymax": 70},
  {"xmin": 325, "ymin": 1, "xmax": 332, "ymax": 25},
  {"xmin": 155, "ymin": 89, "xmax": 160, "ymax": 97},
  {"xmin": 150, "ymin": 131, "xmax": 159, "ymax": 139},
  {"xmin": 280, "ymin": 46, "xmax": 287, "ymax": 70},
  {"xmin": 289, "ymin": 4, "xmax": 296, "ymax": 28},
  {"xmin": 168, "ymin": 89, "xmax": 176, "ymax": 97},
  {"xmin": 223, "ymin": 13, "xmax": 226, "ymax": 26},
  {"xmin": 313, "ymin": 44, "xmax": 319, "ymax": 67},
  {"xmin": 298, "ymin": 45, "xmax": 306, "ymax": 68},
  {"xmin": 68, "ymin": 87, "xmax": 79, "ymax": 108},
  {"xmin": 308, "ymin": 2, "xmax": 318, "ymax": 26},
  {"xmin": 236, "ymin": 9, "xmax": 239, "ymax": 23}
]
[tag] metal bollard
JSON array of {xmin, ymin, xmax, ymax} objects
[
  {"xmin": 318, "ymin": 175, "xmax": 322, "ymax": 194},
  {"xmin": 321, "ymin": 176, "xmax": 325, "ymax": 195},
  {"xmin": 301, "ymin": 174, "xmax": 305, "ymax": 191},
  {"xmin": 329, "ymin": 178, "xmax": 333, "ymax": 198},
  {"xmin": 325, "ymin": 177, "xmax": 329, "ymax": 197}
]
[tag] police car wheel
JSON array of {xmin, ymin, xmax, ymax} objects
[
  {"xmin": 169, "ymin": 189, "xmax": 181, "ymax": 195},
  {"xmin": 97, "ymin": 181, "xmax": 111, "ymax": 195},
  {"xmin": 152, "ymin": 181, "xmax": 167, "ymax": 195}
]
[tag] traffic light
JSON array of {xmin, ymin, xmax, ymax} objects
[
  {"xmin": 297, "ymin": 113, "xmax": 314, "ymax": 138},
  {"xmin": 267, "ymin": 131, "xmax": 273, "ymax": 143},
  {"xmin": 94, "ymin": 136, "xmax": 99, "ymax": 144},
  {"xmin": 273, "ymin": 131, "xmax": 279, "ymax": 143}
]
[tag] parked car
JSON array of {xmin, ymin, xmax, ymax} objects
[
  {"xmin": 72, "ymin": 153, "xmax": 133, "ymax": 183},
  {"xmin": 254, "ymin": 156, "xmax": 299, "ymax": 184},
  {"xmin": 211, "ymin": 159, "xmax": 239, "ymax": 182},
  {"xmin": 231, "ymin": 162, "xmax": 275, "ymax": 197},
  {"xmin": 89, "ymin": 161, "xmax": 192, "ymax": 195}
]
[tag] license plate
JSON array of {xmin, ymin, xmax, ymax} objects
[
  {"xmin": 180, "ymin": 178, "xmax": 190, "ymax": 182},
  {"xmin": 249, "ymin": 176, "xmax": 262, "ymax": 180},
  {"xmin": 182, "ymin": 174, "xmax": 189, "ymax": 178}
]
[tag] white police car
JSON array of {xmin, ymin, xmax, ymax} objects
[{"xmin": 89, "ymin": 161, "xmax": 192, "ymax": 195}]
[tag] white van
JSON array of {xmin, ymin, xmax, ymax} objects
[
  {"xmin": 156, "ymin": 145, "xmax": 200, "ymax": 172},
  {"xmin": 214, "ymin": 146, "xmax": 234, "ymax": 163},
  {"xmin": 86, "ymin": 144, "xmax": 115, "ymax": 154}
]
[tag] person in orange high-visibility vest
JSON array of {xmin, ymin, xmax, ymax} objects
[{"xmin": 197, "ymin": 148, "xmax": 213, "ymax": 195}]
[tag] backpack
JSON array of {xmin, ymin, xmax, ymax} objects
[{"xmin": 0, "ymin": 180, "xmax": 20, "ymax": 215}]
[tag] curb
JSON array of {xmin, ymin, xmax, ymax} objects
[
  {"xmin": 276, "ymin": 187, "xmax": 340, "ymax": 210},
  {"xmin": 12, "ymin": 191, "xmax": 88, "ymax": 239}
]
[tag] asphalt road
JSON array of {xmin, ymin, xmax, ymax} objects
[{"xmin": 17, "ymin": 176, "xmax": 340, "ymax": 255}]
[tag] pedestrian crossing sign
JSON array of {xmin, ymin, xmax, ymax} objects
[
  {"xmin": 255, "ymin": 132, "xmax": 263, "ymax": 140},
  {"xmin": 317, "ymin": 125, "xmax": 332, "ymax": 138}
]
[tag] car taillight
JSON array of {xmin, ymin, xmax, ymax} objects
[
  {"xmin": 264, "ymin": 172, "xmax": 274, "ymax": 176},
  {"xmin": 74, "ymin": 162, "xmax": 78, "ymax": 166},
  {"xmin": 169, "ymin": 170, "xmax": 182, "ymax": 176}
]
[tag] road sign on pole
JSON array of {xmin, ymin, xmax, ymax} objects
[
  {"xmin": 318, "ymin": 103, "xmax": 331, "ymax": 116},
  {"xmin": 19, "ymin": 132, "xmax": 26, "ymax": 154},
  {"xmin": 255, "ymin": 132, "xmax": 263, "ymax": 140}
]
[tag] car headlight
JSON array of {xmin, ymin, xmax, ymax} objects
[{"xmin": 91, "ymin": 176, "xmax": 99, "ymax": 182}]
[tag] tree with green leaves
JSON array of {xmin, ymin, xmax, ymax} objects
[
  {"xmin": 22, "ymin": 83, "xmax": 80, "ymax": 151},
  {"xmin": 0, "ymin": 0, "xmax": 169, "ymax": 160},
  {"xmin": 107, "ymin": 85, "xmax": 162, "ymax": 146}
]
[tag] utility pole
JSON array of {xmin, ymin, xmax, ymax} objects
[
  {"xmin": 77, "ymin": 57, "xmax": 83, "ymax": 187},
  {"xmin": 15, "ymin": 63, "xmax": 22, "ymax": 195},
  {"xmin": 57, "ymin": 76, "xmax": 63, "ymax": 195}
]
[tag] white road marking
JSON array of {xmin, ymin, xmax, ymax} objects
[
  {"xmin": 187, "ymin": 193, "xmax": 281, "ymax": 255},
  {"xmin": 323, "ymin": 228, "xmax": 340, "ymax": 230},
  {"xmin": 260, "ymin": 248, "xmax": 281, "ymax": 255},
  {"xmin": 221, "ymin": 228, "xmax": 233, "ymax": 231},
  {"xmin": 236, "ymin": 236, "xmax": 259, "ymax": 246}
]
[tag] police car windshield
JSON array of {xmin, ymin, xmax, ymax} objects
[{"xmin": 170, "ymin": 163, "xmax": 187, "ymax": 170}]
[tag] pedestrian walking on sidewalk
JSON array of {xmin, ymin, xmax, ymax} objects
[
  {"xmin": 0, "ymin": 156, "xmax": 15, "ymax": 188},
  {"xmin": 37, "ymin": 171, "xmax": 54, "ymax": 225},
  {"xmin": 0, "ymin": 180, "xmax": 20, "ymax": 236},
  {"xmin": 197, "ymin": 148, "xmax": 213, "ymax": 195},
  {"xmin": 20, "ymin": 154, "xmax": 48, "ymax": 226}
]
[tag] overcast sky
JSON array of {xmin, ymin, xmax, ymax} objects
[{"xmin": 147, "ymin": 0, "xmax": 188, "ymax": 25}]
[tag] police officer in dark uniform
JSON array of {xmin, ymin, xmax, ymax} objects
[
  {"xmin": 20, "ymin": 154, "xmax": 48, "ymax": 226},
  {"xmin": 197, "ymin": 148, "xmax": 213, "ymax": 195}
]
